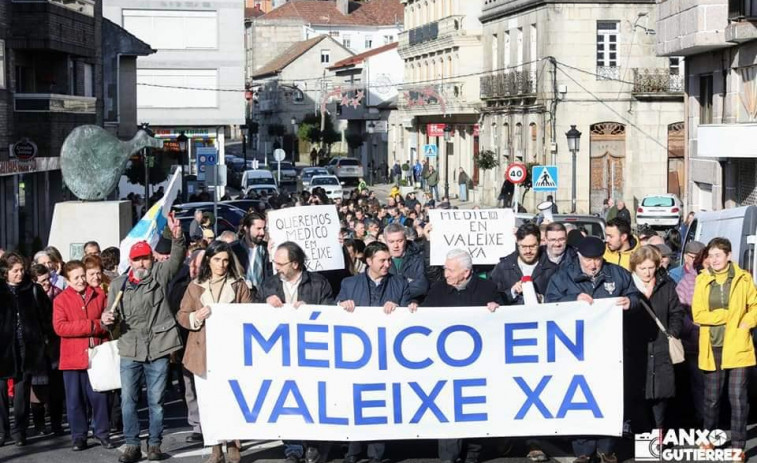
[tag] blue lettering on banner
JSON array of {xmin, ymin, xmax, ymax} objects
[
  {"xmin": 505, "ymin": 323, "xmax": 539, "ymax": 364},
  {"xmin": 437, "ymin": 325, "xmax": 482, "ymax": 367},
  {"xmin": 409, "ymin": 381, "xmax": 448, "ymax": 423},
  {"xmin": 547, "ymin": 321, "xmax": 585, "ymax": 362},
  {"xmin": 334, "ymin": 326, "xmax": 372, "ymax": 369},
  {"xmin": 229, "ymin": 378, "xmax": 271, "ymax": 423},
  {"xmin": 453, "ymin": 379, "xmax": 488, "ymax": 422},
  {"xmin": 269, "ymin": 380, "xmax": 313, "ymax": 423},
  {"xmin": 392, "ymin": 383, "xmax": 402, "ymax": 424},
  {"xmin": 244, "ymin": 323, "xmax": 290, "ymax": 366},
  {"xmin": 557, "ymin": 375, "xmax": 603, "ymax": 418},
  {"xmin": 354, "ymin": 383, "xmax": 388, "ymax": 425},
  {"xmin": 393, "ymin": 326, "xmax": 433, "ymax": 369},
  {"xmin": 318, "ymin": 382, "xmax": 348, "ymax": 425},
  {"xmin": 514, "ymin": 376, "xmax": 554, "ymax": 419}
]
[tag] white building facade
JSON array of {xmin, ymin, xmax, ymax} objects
[
  {"xmin": 478, "ymin": 0, "xmax": 685, "ymax": 213},
  {"xmin": 104, "ymin": 0, "xmax": 245, "ymax": 195},
  {"xmin": 657, "ymin": 0, "xmax": 757, "ymax": 211}
]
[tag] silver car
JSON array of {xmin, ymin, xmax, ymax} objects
[
  {"xmin": 268, "ymin": 161, "xmax": 297, "ymax": 184},
  {"xmin": 327, "ymin": 157, "xmax": 363, "ymax": 179}
]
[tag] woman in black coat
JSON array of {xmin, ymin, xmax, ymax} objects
[
  {"xmin": 630, "ymin": 246, "xmax": 684, "ymax": 430},
  {"xmin": 0, "ymin": 252, "xmax": 53, "ymax": 446}
]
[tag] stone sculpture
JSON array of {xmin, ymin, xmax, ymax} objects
[{"xmin": 60, "ymin": 125, "xmax": 163, "ymax": 200}]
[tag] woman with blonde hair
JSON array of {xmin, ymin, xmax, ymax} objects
[
  {"xmin": 629, "ymin": 245, "xmax": 684, "ymax": 431},
  {"xmin": 692, "ymin": 238, "xmax": 757, "ymax": 460}
]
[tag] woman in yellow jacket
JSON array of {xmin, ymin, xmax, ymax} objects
[{"xmin": 692, "ymin": 237, "xmax": 757, "ymax": 457}]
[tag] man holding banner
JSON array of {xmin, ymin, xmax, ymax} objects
[
  {"xmin": 337, "ymin": 241, "xmax": 417, "ymax": 463},
  {"xmin": 421, "ymin": 249, "xmax": 504, "ymax": 463},
  {"xmin": 545, "ymin": 236, "xmax": 640, "ymax": 463},
  {"xmin": 258, "ymin": 241, "xmax": 334, "ymax": 463},
  {"xmin": 384, "ymin": 224, "xmax": 429, "ymax": 301}
]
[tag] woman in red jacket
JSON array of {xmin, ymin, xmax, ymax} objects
[{"xmin": 53, "ymin": 260, "xmax": 114, "ymax": 452}]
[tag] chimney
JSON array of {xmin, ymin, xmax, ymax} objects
[{"xmin": 337, "ymin": 0, "xmax": 349, "ymax": 15}]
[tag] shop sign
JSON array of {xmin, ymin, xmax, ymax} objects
[
  {"xmin": 154, "ymin": 128, "xmax": 215, "ymax": 138},
  {"xmin": 12, "ymin": 138, "xmax": 38, "ymax": 160},
  {"xmin": 0, "ymin": 157, "xmax": 61, "ymax": 176},
  {"xmin": 427, "ymin": 123, "xmax": 446, "ymax": 138}
]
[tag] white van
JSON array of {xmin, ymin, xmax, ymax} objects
[
  {"xmin": 684, "ymin": 206, "xmax": 757, "ymax": 283},
  {"xmin": 240, "ymin": 169, "xmax": 279, "ymax": 196}
]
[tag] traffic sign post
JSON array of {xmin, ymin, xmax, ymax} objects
[
  {"xmin": 273, "ymin": 149, "xmax": 285, "ymax": 185},
  {"xmin": 423, "ymin": 144, "xmax": 438, "ymax": 158},
  {"xmin": 506, "ymin": 163, "xmax": 527, "ymax": 213},
  {"xmin": 532, "ymin": 165, "xmax": 558, "ymax": 192},
  {"xmin": 196, "ymin": 147, "xmax": 218, "ymax": 182}
]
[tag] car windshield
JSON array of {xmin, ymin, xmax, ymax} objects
[
  {"xmin": 312, "ymin": 177, "xmax": 339, "ymax": 186},
  {"xmin": 339, "ymin": 159, "xmax": 360, "ymax": 166},
  {"xmin": 558, "ymin": 220, "xmax": 604, "ymax": 239},
  {"xmin": 247, "ymin": 176, "xmax": 275, "ymax": 186},
  {"xmin": 272, "ymin": 162, "xmax": 293, "ymax": 169},
  {"xmin": 642, "ymin": 196, "xmax": 675, "ymax": 207},
  {"xmin": 304, "ymin": 169, "xmax": 328, "ymax": 178}
]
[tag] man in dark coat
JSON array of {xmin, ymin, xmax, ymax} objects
[
  {"xmin": 258, "ymin": 241, "xmax": 333, "ymax": 463},
  {"xmin": 545, "ymin": 236, "xmax": 640, "ymax": 463},
  {"xmin": 490, "ymin": 223, "xmax": 558, "ymax": 305},
  {"xmin": 421, "ymin": 249, "xmax": 503, "ymax": 463},
  {"xmin": 542, "ymin": 222, "xmax": 577, "ymax": 268},
  {"xmin": 231, "ymin": 212, "xmax": 273, "ymax": 297},
  {"xmin": 336, "ymin": 241, "xmax": 416, "ymax": 463},
  {"xmin": 384, "ymin": 223, "xmax": 429, "ymax": 301}
]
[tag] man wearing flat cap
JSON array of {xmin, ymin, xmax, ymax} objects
[
  {"xmin": 545, "ymin": 236, "xmax": 641, "ymax": 463},
  {"xmin": 101, "ymin": 214, "xmax": 186, "ymax": 463},
  {"xmin": 668, "ymin": 240, "xmax": 705, "ymax": 284}
]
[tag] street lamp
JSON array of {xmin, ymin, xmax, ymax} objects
[
  {"xmin": 367, "ymin": 122, "xmax": 375, "ymax": 186},
  {"xmin": 177, "ymin": 131, "xmax": 188, "ymax": 202},
  {"xmin": 565, "ymin": 124, "xmax": 582, "ymax": 213},
  {"xmin": 443, "ymin": 124, "xmax": 453, "ymax": 200}
]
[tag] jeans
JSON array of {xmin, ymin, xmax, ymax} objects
[
  {"xmin": 0, "ymin": 374, "xmax": 31, "ymax": 439},
  {"xmin": 183, "ymin": 367, "xmax": 201, "ymax": 434},
  {"xmin": 430, "ymin": 184, "xmax": 439, "ymax": 201},
  {"xmin": 121, "ymin": 357, "xmax": 169, "ymax": 447},
  {"xmin": 63, "ymin": 370, "xmax": 110, "ymax": 441},
  {"xmin": 459, "ymin": 183, "xmax": 468, "ymax": 201}
]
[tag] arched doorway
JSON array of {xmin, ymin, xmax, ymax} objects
[
  {"xmin": 667, "ymin": 122, "xmax": 685, "ymax": 198},
  {"xmin": 589, "ymin": 122, "xmax": 626, "ymax": 214}
]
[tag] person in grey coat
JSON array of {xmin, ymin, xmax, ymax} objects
[{"xmin": 101, "ymin": 214, "xmax": 186, "ymax": 463}]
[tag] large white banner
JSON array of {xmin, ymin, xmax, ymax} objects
[
  {"xmin": 267, "ymin": 205, "xmax": 344, "ymax": 272},
  {"xmin": 200, "ymin": 300, "xmax": 624, "ymax": 442},
  {"xmin": 428, "ymin": 209, "xmax": 516, "ymax": 265}
]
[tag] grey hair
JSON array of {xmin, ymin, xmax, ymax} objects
[
  {"xmin": 446, "ymin": 249, "xmax": 473, "ymax": 270},
  {"xmin": 33, "ymin": 251, "xmax": 48, "ymax": 263},
  {"xmin": 217, "ymin": 231, "xmax": 237, "ymax": 243},
  {"xmin": 383, "ymin": 223, "xmax": 406, "ymax": 237},
  {"xmin": 405, "ymin": 227, "xmax": 418, "ymax": 241}
]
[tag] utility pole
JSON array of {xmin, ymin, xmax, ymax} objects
[{"xmin": 320, "ymin": 69, "xmax": 327, "ymax": 150}]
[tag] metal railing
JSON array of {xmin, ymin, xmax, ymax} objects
[
  {"xmin": 12, "ymin": 0, "xmax": 95, "ymax": 17},
  {"xmin": 631, "ymin": 69, "xmax": 684, "ymax": 93},
  {"xmin": 480, "ymin": 69, "xmax": 537, "ymax": 99},
  {"xmin": 729, "ymin": 0, "xmax": 757, "ymax": 19},
  {"xmin": 14, "ymin": 93, "xmax": 97, "ymax": 113},
  {"xmin": 400, "ymin": 15, "xmax": 466, "ymax": 49}
]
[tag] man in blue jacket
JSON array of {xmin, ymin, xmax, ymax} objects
[
  {"xmin": 384, "ymin": 223, "xmax": 429, "ymax": 301},
  {"xmin": 337, "ymin": 241, "xmax": 417, "ymax": 463},
  {"xmin": 545, "ymin": 236, "xmax": 639, "ymax": 463}
]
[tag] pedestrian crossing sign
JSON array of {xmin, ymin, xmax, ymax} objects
[
  {"xmin": 532, "ymin": 165, "xmax": 558, "ymax": 192},
  {"xmin": 423, "ymin": 144, "xmax": 438, "ymax": 158}
]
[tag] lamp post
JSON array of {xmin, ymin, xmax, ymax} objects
[
  {"xmin": 177, "ymin": 131, "xmax": 188, "ymax": 202},
  {"xmin": 367, "ymin": 121, "xmax": 375, "ymax": 186},
  {"xmin": 565, "ymin": 124, "xmax": 582, "ymax": 213},
  {"xmin": 443, "ymin": 124, "xmax": 452, "ymax": 200},
  {"xmin": 290, "ymin": 116, "xmax": 297, "ymax": 162},
  {"xmin": 140, "ymin": 122, "xmax": 152, "ymax": 208}
]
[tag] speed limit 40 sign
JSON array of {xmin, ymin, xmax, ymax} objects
[{"xmin": 506, "ymin": 163, "xmax": 527, "ymax": 184}]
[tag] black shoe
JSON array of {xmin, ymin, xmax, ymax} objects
[
  {"xmin": 306, "ymin": 447, "xmax": 321, "ymax": 463},
  {"xmin": 185, "ymin": 432, "xmax": 203, "ymax": 443},
  {"xmin": 96, "ymin": 436, "xmax": 116, "ymax": 449},
  {"xmin": 286, "ymin": 455, "xmax": 301, "ymax": 463},
  {"xmin": 0, "ymin": 434, "xmax": 6, "ymax": 447},
  {"xmin": 73, "ymin": 438, "xmax": 88, "ymax": 451},
  {"xmin": 14, "ymin": 436, "xmax": 26, "ymax": 447},
  {"xmin": 147, "ymin": 445, "xmax": 166, "ymax": 461},
  {"xmin": 344, "ymin": 456, "xmax": 358, "ymax": 463},
  {"xmin": 119, "ymin": 445, "xmax": 143, "ymax": 463}
]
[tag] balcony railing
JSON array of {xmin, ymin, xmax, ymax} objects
[
  {"xmin": 398, "ymin": 81, "xmax": 464, "ymax": 111},
  {"xmin": 596, "ymin": 66, "xmax": 620, "ymax": 81},
  {"xmin": 480, "ymin": 70, "xmax": 537, "ymax": 99},
  {"xmin": 12, "ymin": 0, "xmax": 95, "ymax": 17},
  {"xmin": 729, "ymin": 0, "xmax": 757, "ymax": 19},
  {"xmin": 632, "ymin": 69, "xmax": 684, "ymax": 94},
  {"xmin": 14, "ymin": 93, "xmax": 96, "ymax": 113},
  {"xmin": 400, "ymin": 15, "xmax": 466, "ymax": 49}
]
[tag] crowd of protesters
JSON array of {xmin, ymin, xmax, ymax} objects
[{"xmin": 0, "ymin": 181, "xmax": 755, "ymax": 463}]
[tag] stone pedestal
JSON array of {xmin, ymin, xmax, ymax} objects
[{"xmin": 48, "ymin": 201, "xmax": 132, "ymax": 261}]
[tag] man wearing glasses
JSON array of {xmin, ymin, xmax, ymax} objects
[
  {"xmin": 543, "ymin": 222, "xmax": 576, "ymax": 268},
  {"xmin": 490, "ymin": 223, "xmax": 558, "ymax": 305},
  {"xmin": 257, "ymin": 241, "xmax": 333, "ymax": 463}
]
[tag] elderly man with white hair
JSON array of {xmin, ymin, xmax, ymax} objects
[{"xmin": 420, "ymin": 248, "xmax": 504, "ymax": 463}]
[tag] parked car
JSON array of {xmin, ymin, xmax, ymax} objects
[
  {"xmin": 222, "ymin": 199, "xmax": 271, "ymax": 214},
  {"xmin": 299, "ymin": 167, "xmax": 330, "ymax": 190},
  {"xmin": 173, "ymin": 202, "xmax": 247, "ymax": 228},
  {"xmin": 327, "ymin": 157, "xmax": 364, "ymax": 179},
  {"xmin": 552, "ymin": 214, "xmax": 606, "ymax": 240},
  {"xmin": 268, "ymin": 161, "xmax": 297, "ymax": 184},
  {"xmin": 309, "ymin": 175, "xmax": 343, "ymax": 200},
  {"xmin": 636, "ymin": 194, "xmax": 683, "ymax": 229}
]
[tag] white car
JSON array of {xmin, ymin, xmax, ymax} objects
[
  {"xmin": 636, "ymin": 194, "xmax": 683, "ymax": 228},
  {"xmin": 299, "ymin": 167, "xmax": 330, "ymax": 190},
  {"xmin": 241, "ymin": 169, "xmax": 279, "ymax": 196},
  {"xmin": 309, "ymin": 175, "xmax": 343, "ymax": 200}
]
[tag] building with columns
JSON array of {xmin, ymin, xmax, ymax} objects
[{"xmin": 391, "ymin": 0, "xmax": 483, "ymax": 201}]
